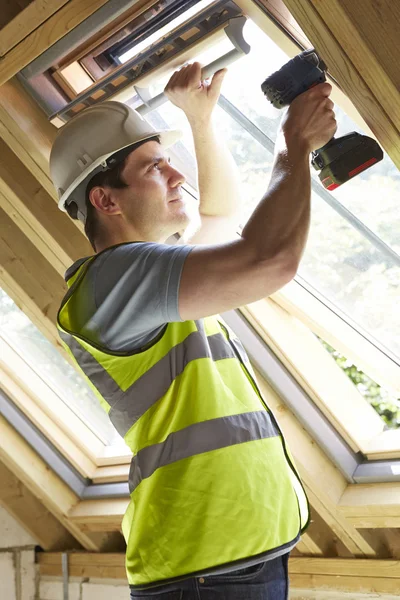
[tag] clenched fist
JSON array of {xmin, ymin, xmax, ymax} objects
[
  {"xmin": 164, "ymin": 62, "xmax": 227, "ymax": 125},
  {"xmin": 279, "ymin": 83, "xmax": 337, "ymax": 155}
]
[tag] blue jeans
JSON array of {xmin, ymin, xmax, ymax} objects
[{"xmin": 130, "ymin": 553, "xmax": 289, "ymax": 600}]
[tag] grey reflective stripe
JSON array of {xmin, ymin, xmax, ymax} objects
[
  {"xmin": 129, "ymin": 410, "xmax": 280, "ymax": 493},
  {"xmin": 59, "ymin": 331, "xmax": 122, "ymax": 401},
  {"xmin": 110, "ymin": 331, "xmax": 235, "ymax": 436},
  {"xmin": 59, "ymin": 326, "xmax": 236, "ymax": 437}
]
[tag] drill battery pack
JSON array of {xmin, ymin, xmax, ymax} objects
[{"xmin": 313, "ymin": 133, "xmax": 384, "ymax": 190}]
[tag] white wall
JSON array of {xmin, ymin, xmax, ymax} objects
[
  {"xmin": 0, "ymin": 506, "xmax": 130, "ymax": 600},
  {"xmin": 0, "ymin": 505, "xmax": 37, "ymax": 600},
  {"xmin": 39, "ymin": 578, "xmax": 129, "ymax": 600}
]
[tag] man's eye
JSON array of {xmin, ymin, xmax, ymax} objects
[{"xmin": 152, "ymin": 162, "xmax": 161, "ymax": 170}]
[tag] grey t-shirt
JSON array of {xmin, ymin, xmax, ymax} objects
[{"xmin": 65, "ymin": 242, "xmax": 193, "ymax": 352}]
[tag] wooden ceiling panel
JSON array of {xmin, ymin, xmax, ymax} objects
[
  {"xmin": 0, "ymin": 1, "xmax": 70, "ymax": 57},
  {"xmin": 0, "ymin": 78, "xmax": 58, "ymax": 197},
  {"xmin": 0, "ymin": 0, "xmax": 111, "ymax": 86},
  {"xmin": 0, "ymin": 1, "xmax": 33, "ymax": 31}
]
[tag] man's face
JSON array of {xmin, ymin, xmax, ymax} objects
[{"xmin": 114, "ymin": 140, "xmax": 192, "ymax": 241}]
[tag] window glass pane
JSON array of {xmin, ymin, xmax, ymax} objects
[
  {"xmin": 221, "ymin": 20, "xmax": 400, "ymax": 255},
  {"xmin": 0, "ymin": 288, "xmax": 125, "ymax": 447},
  {"xmin": 319, "ymin": 337, "xmax": 400, "ymax": 429}
]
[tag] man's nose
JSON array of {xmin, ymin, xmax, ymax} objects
[{"xmin": 168, "ymin": 165, "xmax": 186, "ymax": 187}]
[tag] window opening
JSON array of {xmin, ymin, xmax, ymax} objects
[
  {"xmin": 318, "ymin": 336, "xmax": 400, "ymax": 430},
  {"xmin": 0, "ymin": 288, "xmax": 124, "ymax": 447}
]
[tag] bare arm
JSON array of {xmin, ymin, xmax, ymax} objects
[
  {"xmin": 176, "ymin": 83, "xmax": 336, "ymax": 320},
  {"xmin": 188, "ymin": 119, "xmax": 240, "ymax": 218},
  {"xmin": 179, "ymin": 147, "xmax": 310, "ymax": 320},
  {"xmin": 165, "ymin": 64, "xmax": 241, "ymax": 243}
]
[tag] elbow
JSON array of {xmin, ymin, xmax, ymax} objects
[
  {"xmin": 254, "ymin": 250, "xmax": 299, "ymax": 294},
  {"xmin": 284, "ymin": 260, "xmax": 298, "ymax": 285},
  {"xmin": 277, "ymin": 255, "xmax": 298, "ymax": 287},
  {"xmin": 284, "ymin": 252, "xmax": 301, "ymax": 282}
]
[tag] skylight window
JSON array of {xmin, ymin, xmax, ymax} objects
[
  {"xmin": 319, "ymin": 337, "xmax": 400, "ymax": 429},
  {"xmin": 0, "ymin": 288, "xmax": 124, "ymax": 447},
  {"xmin": 118, "ymin": 0, "xmax": 216, "ymax": 64}
]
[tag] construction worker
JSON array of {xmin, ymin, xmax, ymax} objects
[{"xmin": 50, "ymin": 63, "xmax": 336, "ymax": 599}]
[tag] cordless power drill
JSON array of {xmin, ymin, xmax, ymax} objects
[{"xmin": 261, "ymin": 49, "xmax": 383, "ymax": 190}]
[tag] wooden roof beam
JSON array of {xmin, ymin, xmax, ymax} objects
[
  {"xmin": 339, "ymin": 482, "xmax": 400, "ymax": 529},
  {"xmin": 0, "ymin": 414, "xmax": 100, "ymax": 550},
  {"xmin": 0, "ymin": 78, "xmax": 58, "ymax": 199},
  {"xmin": 0, "ymin": 139, "xmax": 91, "ymax": 276},
  {"xmin": 0, "ymin": 0, "xmax": 111, "ymax": 86},
  {"xmin": 0, "ymin": 415, "xmax": 125, "ymax": 551},
  {"xmin": 0, "ymin": 207, "xmax": 67, "ymax": 351},
  {"xmin": 280, "ymin": 0, "xmax": 400, "ymax": 169},
  {"xmin": 289, "ymin": 556, "xmax": 400, "ymax": 596},
  {"xmin": 298, "ymin": 0, "xmax": 400, "ymax": 133},
  {"xmin": 0, "ymin": 462, "xmax": 81, "ymax": 551},
  {"xmin": 0, "ymin": 1, "xmax": 71, "ymax": 57},
  {"xmin": 38, "ymin": 553, "xmax": 400, "ymax": 595}
]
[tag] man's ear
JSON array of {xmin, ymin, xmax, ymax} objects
[{"xmin": 89, "ymin": 186, "xmax": 122, "ymax": 217}]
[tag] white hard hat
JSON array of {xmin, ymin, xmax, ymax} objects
[{"xmin": 49, "ymin": 101, "xmax": 182, "ymax": 223}]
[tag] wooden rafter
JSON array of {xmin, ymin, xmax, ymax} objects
[
  {"xmin": 0, "ymin": 78, "xmax": 58, "ymax": 199},
  {"xmin": 301, "ymin": 0, "xmax": 400, "ymax": 133},
  {"xmin": 69, "ymin": 499, "xmax": 129, "ymax": 532},
  {"xmin": 297, "ymin": 510, "xmax": 350, "ymax": 557},
  {"xmin": 0, "ymin": 414, "xmax": 98, "ymax": 550},
  {"xmin": 339, "ymin": 483, "xmax": 400, "ymax": 529},
  {"xmin": 0, "ymin": 0, "xmax": 112, "ymax": 86},
  {"xmin": 0, "ymin": 207, "xmax": 66, "ymax": 351},
  {"xmin": 0, "ymin": 414, "xmax": 126, "ymax": 551},
  {"xmin": 37, "ymin": 552, "xmax": 400, "ymax": 594},
  {"xmin": 0, "ymin": 462, "xmax": 81, "ymax": 551},
  {"xmin": 280, "ymin": 0, "xmax": 400, "ymax": 169},
  {"xmin": 0, "ymin": 1, "xmax": 71, "ymax": 57},
  {"xmin": 289, "ymin": 557, "xmax": 400, "ymax": 595},
  {"xmin": 0, "ymin": 138, "xmax": 90, "ymax": 276}
]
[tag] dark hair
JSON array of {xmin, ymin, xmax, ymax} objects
[{"xmin": 83, "ymin": 135, "xmax": 161, "ymax": 251}]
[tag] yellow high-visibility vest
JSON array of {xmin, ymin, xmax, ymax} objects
[{"xmin": 58, "ymin": 256, "xmax": 309, "ymax": 588}]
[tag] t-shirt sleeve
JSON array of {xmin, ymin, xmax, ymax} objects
[{"xmin": 79, "ymin": 242, "xmax": 193, "ymax": 352}]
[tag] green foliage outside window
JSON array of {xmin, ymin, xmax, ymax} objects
[{"xmin": 320, "ymin": 339, "xmax": 400, "ymax": 429}]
